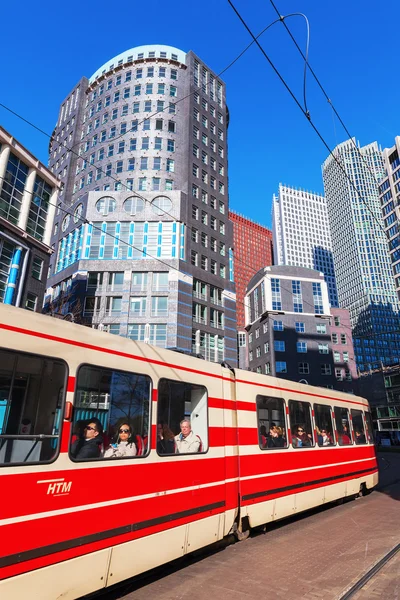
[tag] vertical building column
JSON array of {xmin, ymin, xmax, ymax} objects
[
  {"xmin": 0, "ymin": 145, "xmax": 11, "ymax": 194},
  {"xmin": 43, "ymin": 187, "xmax": 58, "ymax": 246},
  {"xmin": 4, "ymin": 245, "xmax": 23, "ymax": 305},
  {"xmin": 17, "ymin": 167, "xmax": 36, "ymax": 231}
]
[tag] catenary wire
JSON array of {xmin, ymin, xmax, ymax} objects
[
  {"xmin": 227, "ymin": 0, "xmax": 388, "ymax": 237},
  {"xmin": 268, "ymin": 0, "xmax": 391, "ymax": 198}
]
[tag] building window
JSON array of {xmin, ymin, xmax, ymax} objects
[
  {"xmin": 274, "ymin": 341, "xmax": 285, "ymax": 352},
  {"xmin": 298, "ymin": 362, "xmax": 309, "ymax": 374},
  {"xmin": 295, "ymin": 322, "xmax": 305, "ymax": 333},
  {"xmin": 334, "ymin": 316, "xmax": 340, "ymax": 326},
  {"xmin": 276, "ymin": 361, "xmax": 287, "ymax": 373},
  {"xmin": 321, "ymin": 364, "xmax": 331, "ymax": 375},
  {"xmin": 271, "ymin": 278, "xmax": 281, "ymax": 311},
  {"xmin": 273, "ymin": 320, "xmax": 284, "ymax": 331},
  {"xmin": 25, "ymin": 293, "xmax": 38, "ymax": 311},
  {"xmin": 151, "ymin": 296, "xmax": 168, "ymax": 317},
  {"xmin": 297, "ymin": 342, "xmax": 307, "ymax": 353},
  {"xmin": 334, "ymin": 351, "xmax": 341, "ymax": 363},
  {"xmin": 131, "ymin": 272, "xmax": 148, "ymax": 291},
  {"xmin": 318, "ymin": 344, "xmax": 329, "ymax": 354},
  {"xmin": 341, "ymin": 334, "xmax": 347, "ymax": 344},
  {"xmin": 149, "ymin": 324, "xmax": 167, "ymax": 347},
  {"xmin": 316, "ymin": 324, "xmax": 326, "ymax": 334},
  {"xmin": 130, "ymin": 297, "xmax": 147, "ymax": 316},
  {"xmin": 332, "ymin": 333, "xmax": 338, "ymax": 344},
  {"xmin": 31, "ymin": 256, "xmax": 44, "ymax": 280}
]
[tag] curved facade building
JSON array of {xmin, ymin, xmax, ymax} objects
[{"xmin": 46, "ymin": 45, "xmax": 237, "ymax": 364}]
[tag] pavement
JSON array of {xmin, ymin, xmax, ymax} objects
[{"xmin": 95, "ymin": 452, "xmax": 400, "ymax": 600}]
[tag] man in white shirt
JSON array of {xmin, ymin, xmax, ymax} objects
[{"xmin": 175, "ymin": 419, "xmax": 201, "ymax": 453}]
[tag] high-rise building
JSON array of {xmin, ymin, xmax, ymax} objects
[
  {"xmin": 229, "ymin": 211, "xmax": 273, "ymax": 367},
  {"xmin": 379, "ymin": 136, "xmax": 400, "ymax": 299},
  {"xmin": 45, "ymin": 45, "xmax": 236, "ymax": 364},
  {"xmin": 272, "ymin": 184, "xmax": 338, "ymax": 308},
  {"xmin": 322, "ymin": 139, "xmax": 400, "ymax": 372},
  {"xmin": 0, "ymin": 125, "xmax": 60, "ymax": 312}
]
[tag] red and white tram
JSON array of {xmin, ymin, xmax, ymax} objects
[{"xmin": 0, "ymin": 304, "xmax": 378, "ymax": 599}]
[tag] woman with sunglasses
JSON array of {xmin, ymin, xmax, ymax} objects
[
  {"xmin": 104, "ymin": 423, "xmax": 137, "ymax": 458},
  {"xmin": 292, "ymin": 424, "xmax": 311, "ymax": 448}
]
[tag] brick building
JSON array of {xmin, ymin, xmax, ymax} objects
[{"xmin": 229, "ymin": 211, "xmax": 273, "ymax": 367}]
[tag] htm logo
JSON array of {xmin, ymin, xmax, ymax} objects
[
  {"xmin": 47, "ymin": 481, "xmax": 72, "ymax": 495},
  {"xmin": 37, "ymin": 478, "xmax": 72, "ymax": 496}
]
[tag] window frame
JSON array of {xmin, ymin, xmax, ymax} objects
[
  {"xmin": 256, "ymin": 395, "xmax": 288, "ymax": 451},
  {"xmin": 156, "ymin": 377, "xmax": 209, "ymax": 457},
  {"xmin": 314, "ymin": 403, "xmax": 336, "ymax": 447},
  {"xmin": 0, "ymin": 348, "xmax": 68, "ymax": 468},
  {"xmin": 70, "ymin": 362, "xmax": 152, "ymax": 462}
]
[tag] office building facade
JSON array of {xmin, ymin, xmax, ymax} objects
[
  {"xmin": 229, "ymin": 211, "xmax": 273, "ymax": 368},
  {"xmin": 245, "ymin": 265, "xmax": 346, "ymax": 390},
  {"xmin": 45, "ymin": 44, "xmax": 236, "ymax": 364},
  {"xmin": 0, "ymin": 126, "xmax": 60, "ymax": 312},
  {"xmin": 322, "ymin": 139, "xmax": 400, "ymax": 372},
  {"xmin": 272, "ymin": 184, "xmax": 338, "ymax": 308}
]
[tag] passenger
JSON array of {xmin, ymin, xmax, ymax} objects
[
  {"xmin": 339, "ymin": 429, "xmax": 351, "ymax": 445},
  {"xmin": 70, "ymin": 418, "xmax": 104, "ymax": 459},
  {"xmin": 175, "ymin": 419, "xmax": 201, "ymax": 453},
  {"xmin": 104, "ymin": 422, "xmax": 137, "ymax": 458},
  {"xmin": 259, "ymin": 425, "xmax": 268, "ymax": 448},
  {"xmin": 292, "ymin": 425, "xmax": 311, "ymax": 448},
  {"xmin": 157, "ymin": 422, "xmax": 176, "ymax": 454},
  {"xmin": 342, "ymin": 424, "xmax": 352, "ymax": 443},
  {"xmin": 354, "ymin": 429, "xmax": 366, "ymax": 444},
  {"xmin": 268, "ymin": 425, "xmax": 285, "ymax": 448},
  {"xmin": 320, "ymin": 429, "xmax": 332, "ymax": 446},
  {"xmin": 316, "ymin": 426, "xmax": 323, "ymax": 446}
]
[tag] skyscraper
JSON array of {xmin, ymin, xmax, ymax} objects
[
  {"xmin": 322, "ymin": 139, "xmax": 400, "ymax": 371},
  {"xmin": 229, "ymin": 211, "xmax": 273, "ymax": 368},
  {"xmin": 272, "ymin": 184, "xmax": 338, "ymax": 308},
  {"xmin": 45, "ymin": 44, "xmax": 236, "ymax": 364},
  {"xmin": 379, "ymin": 136, "xmax": 400, "ymax": 300}
]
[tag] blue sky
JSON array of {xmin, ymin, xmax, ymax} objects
[{"xmin": 2, "ymin": 0, "xmax": 399, "ymax": 228}]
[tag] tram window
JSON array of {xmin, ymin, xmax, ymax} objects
[
  {"xmin": 0, "ymin": 349, "xmax": 66, "ymax": 465},
  {"xmin": 70, "ymin": 365, "xmax": 151, "ymax": 461},
  {"xmin": 157, "ymin": 379, "xmax": 208, "ymax": 455},
  {"xmin": 351, "ymin": 410, "xmax": 366, "ymax": 444},
  {"xmin": 364, "ymin": 411, "xmax": 374, "ymax": 444},
  {"xmin": 334, "ymin": 406, "xmax": 352, "ymax": 445},
  {"xmin": 289, "ymin": 400, "xmax": 314, "ymax": 448},
  {"xmin": 256, "ymin": 395, "xmax": 287, "ymax": 449},
  {"xmin": 314, "ymin": 404, "xmax": 335, "ymax": 446}
]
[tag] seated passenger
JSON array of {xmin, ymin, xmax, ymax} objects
[
  {"xmin": 70, "ymin": 418, "xmax": 104, "ymax": 459},
  {"xmin": 157, "ymin": 422, "xmax": 176, "ymax": 454},
  {"xmin": 259, "ymin": 425, "xmax": 268, "ymax": 448},
  {"xmin": 316, "ymin": 426, "xmax": 323, "ymax": 446},
  {"xmin": 339, "ymin": 430, "xmax": 351, "ymax": 445},
  {"xmin": 292, "ymin": 425, "xmax": 311, "ymax": 448},
  {"xmin": 104, "ymin": 423, "xmax": 137, "ymax": 458},
  {"xmin": 175, "ymin": 419, "xmax": 201, "ymax": 453},
  {"xmin": 321, "ymin": 429, "xmax": 333, "ymax": 446},
  {"xmin": 268, "ymin": 425, "xmax": 285, "ymax": 448},
  {"xmin": 354, "ymin": 429, "xmax": 366, "ymax": 444}
]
